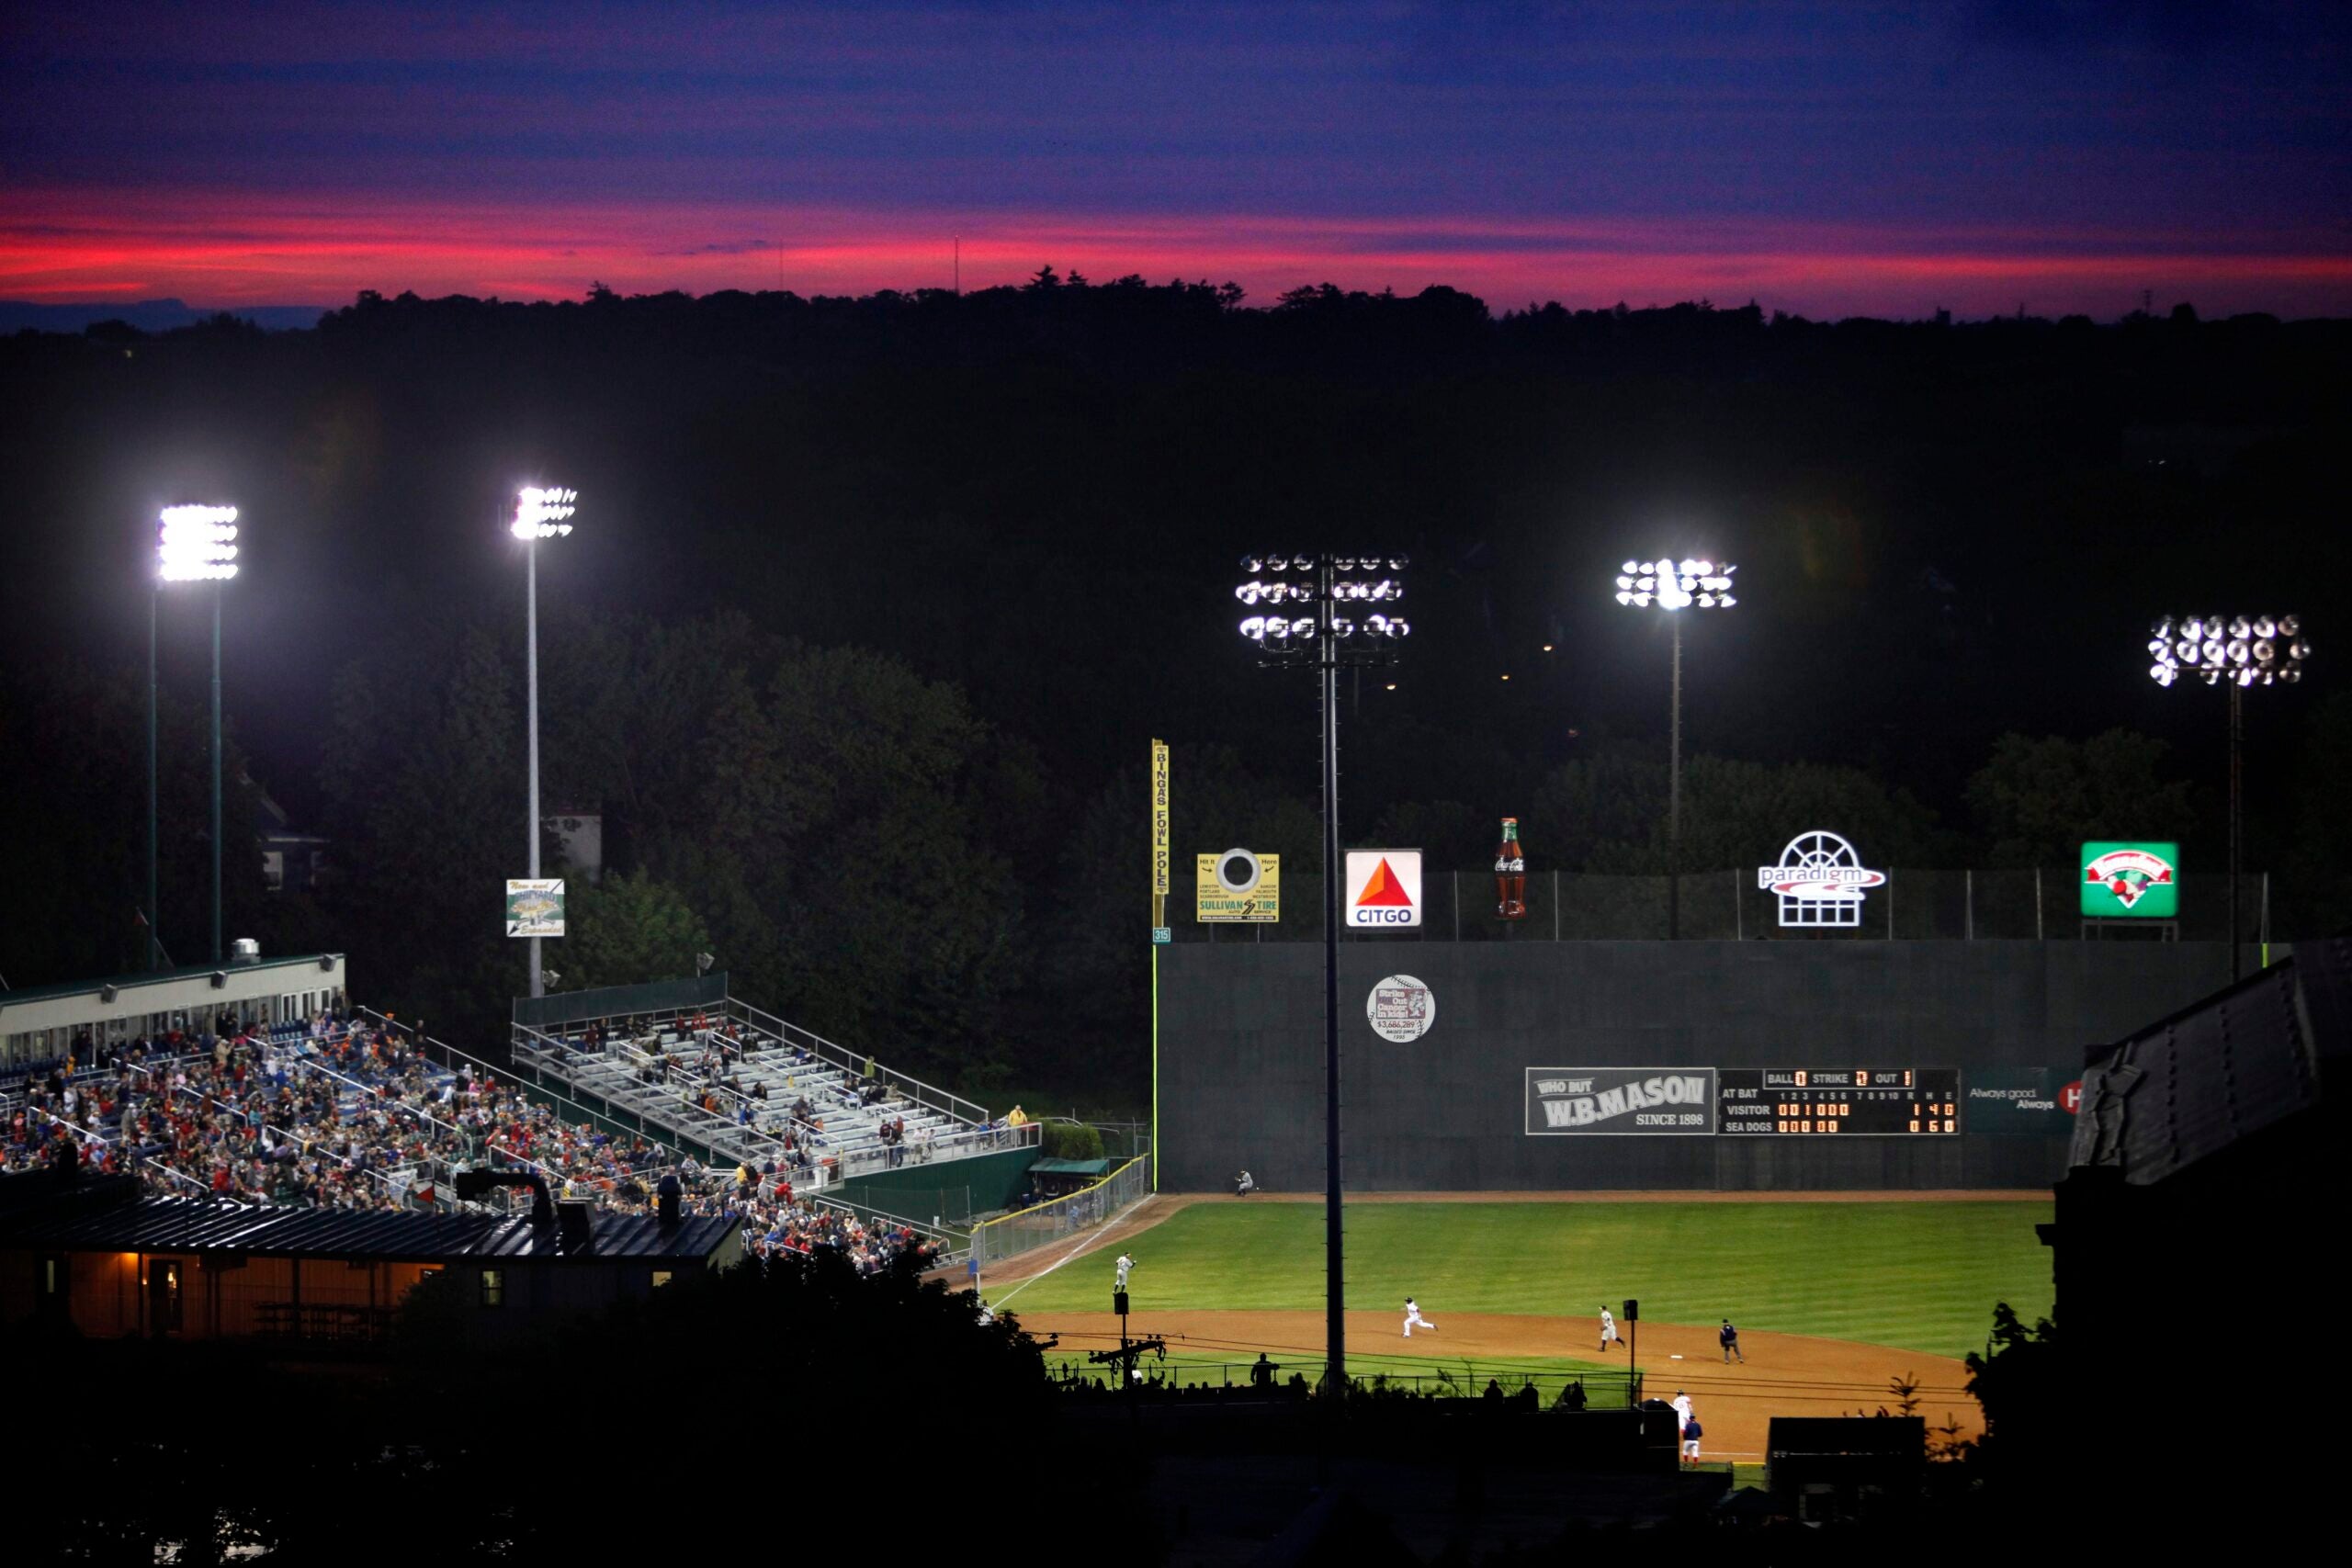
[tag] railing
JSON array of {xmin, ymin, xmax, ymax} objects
[
  {"xmin": 970, "ymin": 1154, "xmax": 1149, "ymax": 1270},
  {"xmin": 21, "ymin": 1100, "xmax": 244, "ymax": 1204},
  {"xmin": 364, "ymin": 1009, "xmax": 956, "ymax": 1250},
  {"xmin": 725, "ymin": 997, "xmax": 989, "ymax": 1127},
  {"xmin": 507, "ymin": 1016, "xmax": 1020, "ymax": 1188}
]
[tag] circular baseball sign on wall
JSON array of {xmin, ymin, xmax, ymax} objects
[{"xmin": 1367, "ymin": 974, "xmax": 1436, "ymax": 1043}]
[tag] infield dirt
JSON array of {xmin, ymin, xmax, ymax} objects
[
  {"xmin": 967, "ymin": 1190, "xmax": 1998, "ymax": 1456},
  {"xmin": 1016, "ymin": 1308, "xmax": 1978, "ymax": 1461}
]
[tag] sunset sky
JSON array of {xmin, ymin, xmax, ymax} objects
[{"xmin": 5, "ymin": 1, "xmax": 2348, "ymax": 318}]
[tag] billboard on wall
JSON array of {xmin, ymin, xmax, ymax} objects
[
  {"xmin": 1196, "ymin": 849, "xmax": 1281, "ymax": 922},
  {"xmin": 1345, "ymin": 850, "xmax": 1423, "ymax": 929},
  {"xmin": 1525, "ymin": 1067, "xmax": 1718, "ymax": 1135},
  {"xmin": 1964, "ymin": 1067, "xmax": 2085, "ymax": 1134},
  {"xmin": 2081, "ymin": 841, "xmax": 2179, "ymax": 919}
]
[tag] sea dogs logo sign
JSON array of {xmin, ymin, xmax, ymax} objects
[
  {"xmin": 504, "ymin": 878, "xmax": 565, "ymax": 938},
  {"xmin": 1526, "ymin": 1067, "xmax": 1718, "ymax": 1136},
  {"xmin": 1367, "ymin": 975, "xmax": 1435, "ymax": 1043},
  {"xmin": 2081, "ymin": 841, "xmax": 2179, "ymax": 919},
  {"xmin": 1758, "ymin": 830, "xmax": 1887, "ymax": 928},
  {"xmin": 1345, "ymin": 850, "xmax": 1423, "ymax": 928}
]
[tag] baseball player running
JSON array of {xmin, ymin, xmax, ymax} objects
[
  {"xmin": 1403, "ymin": 1297, "xmax": 1438, "ymax": 1337},
  {"xmin": 1599, "ymin": 1305, "xmax": 1623, "ymax": 1352}
]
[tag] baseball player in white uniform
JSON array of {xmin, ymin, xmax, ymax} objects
[
  {"xmin": 1599, "ymin": 1306, "xmax": 1623, "ymax": 1351},
  {"xmin": 1671, "ymin": 1389, "xmax": 1693, "ymax": 1435},
  {"xmin": 1114, "ymin": 1252, "xmax": 1136, "ymax": 1292},
  {"xmin": 1403, "ymin": 1297, "xmax": 1438, "ymax": 1337}
]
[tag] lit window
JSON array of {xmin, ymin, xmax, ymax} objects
[
  {"xmin": 650, "ymin": 1269, "xmax": 673, "ymax": 1289},
  {"xmin": 480, "ymin": 1269, "xmax": 504, "ymax": 1308}
]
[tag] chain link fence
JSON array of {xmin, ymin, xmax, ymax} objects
[
  {"xmin": 969, "ymin": 1155, "xmax": 1150, "ymax": 1271},
  {"xmin": 1173, "ymin": 868, "xmax": 2274, "ymax": 943}
]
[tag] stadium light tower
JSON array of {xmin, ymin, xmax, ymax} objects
[
  {"xmin": 156, "ymin": 504, "xmax": 241, "ymax": 966},
  {"xmin": 513, "ymin": 486, "xmax": 576, "ymax": 1000},
  {"xmin": 1236, "ymin": 550, "xmax": 1410, "ymax": 1394},
  {"xmin": 2147, "ymin": 614, "xmax": 2311, "ymax": 980},
  {"xmin": 1613, "ymin": 556, "xmax": 1736, "ymax": 939}
]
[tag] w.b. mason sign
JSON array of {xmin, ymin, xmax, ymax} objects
[{"xmin": 1525, "ymin": 1067, "xmax": 1719, "ymax": 1135}]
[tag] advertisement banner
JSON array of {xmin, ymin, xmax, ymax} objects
[
  {"xmin": 1963, "ymin": 1067, "xmax": 2083, "ymax": 1135},
  {"xmin": 2081, "ymin": 841, "xmax": 2179, "ymax": 919},
  {"xmin": 1196, "ymin": 850, "xmax": 1280, "ymax": 922},
  {"xmin": 1149, "ymin": 740, "xmax": 1170, "ymax": 908},
  {"xmin": 504, "ymin": 878, "xmax": 565, "ymax": 938},
  {"xmin": 1525, "ymin": 1067, "xmax": 1718, "ymax": 1136},
  {"xmin": 1344, "ymin": 849, "xmax": 1423, "ymax": 929}
]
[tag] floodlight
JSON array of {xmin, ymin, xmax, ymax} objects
[
  {"xmin": 157, "ymin": 504, "xmax": 242, "ymax": 581},
  {"xmin": 1616, "ymin": 575, "xmax": 1634, "ymax": 590},
  {"xmin": 1615, "ymin": 591, "xmax": 1634, "ymax": 605},
  {"xmin": 512, "ymin": 486, "xmax": 577, "ymax": 540},
  {"xmin": 2291, "ymin": 639, "xmax": 2312, "ymax": 660},
  {"xmin": 2229, "ymin": 616, "xmax": 2251, "ymax": 639},
  {"xmin": 1240, "ymin": 616, "xmax": 1266, "ymax": 639},
  {"xmin": 2281, "ymin": 615, "xmax": 2301, "ymax": 637},
  {"xmin": 1290, "ymin": 616, "xmax": 1316, "ymax": 637}
]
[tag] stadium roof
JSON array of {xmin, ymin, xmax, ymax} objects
[
  {"xmin": 2068, "ymin": 949, "xmax": 2328, "ymax": 1186},
  {"xmin": 0, "ymin": 953, "xmax": 345, "ymax": 1009},
  {"xmin": 1030, "ymin": 1157, "xmax": 1113, "ymax": 1177},
  {"xmin": 0, "ymin": 1176, "xmax": 735, "ymax": 1264}
]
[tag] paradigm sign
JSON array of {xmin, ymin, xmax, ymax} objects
[
  {"xmin": 1345, "ymin": 850, "xmax": 1423, "ymax": 928},
  {"xmin": 1758, "ymin": 830, "xmax": 1886, "ymax": 928},
  {"xmin": 2081, "ymin": 841, "xmax": 2179, "ymax": 918}
]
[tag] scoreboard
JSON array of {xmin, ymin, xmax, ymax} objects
[{"xmin": 1717, "ymin": 1067, "xmax": 1961, "ymax": 1136}]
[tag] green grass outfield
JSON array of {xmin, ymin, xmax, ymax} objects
[{"xmin": 991, "ymin": 1199, "xmax": 2052, "ymax": 1359}]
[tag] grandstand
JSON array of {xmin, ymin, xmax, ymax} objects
[
  {"xmin": 3, "ymin": 1002, "xmax": 959, "ymax": 1275},
  {"xmin": 503, "ymin": 987, "xmax": 1034, "ymax": 1193}
]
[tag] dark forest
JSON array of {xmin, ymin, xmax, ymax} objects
[{"xmin": 4, "ymin": 278, "xmax": 2347, "ymax": 1093}]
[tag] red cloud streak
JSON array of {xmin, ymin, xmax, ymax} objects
[{"xmin": 5, "ymin": 191, "xmax": 2348, "ymax": 319}]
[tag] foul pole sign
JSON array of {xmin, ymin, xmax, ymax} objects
[{"xmin": 1150, "ymin": 739, "xmax": 1170, "ymax": 930}]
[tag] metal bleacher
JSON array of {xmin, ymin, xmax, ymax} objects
[{"xmin": 507, "ymin": 996, "xmax": 1030, "ymax": 1190}]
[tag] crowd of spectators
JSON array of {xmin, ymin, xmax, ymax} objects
[{"xmin": 1, "ymin": 1012, "xmax": 946, "ymax": 1276}]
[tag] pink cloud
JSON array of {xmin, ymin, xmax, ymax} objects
[{"xmin": 4, "ymin": 187, "xmax": 2346, "ymax": 319}]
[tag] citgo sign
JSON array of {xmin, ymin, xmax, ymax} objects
[{"xmin": 1345, "ymin": 850, "xmax": 1422, "ymax": 928}]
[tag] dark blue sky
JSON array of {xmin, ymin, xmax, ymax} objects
[{"xmin": 4, "ymin": 1, "xmax": 2347, "ymax": 314}]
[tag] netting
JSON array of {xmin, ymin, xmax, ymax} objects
[{"xmin": 969, "ymin": 1155, "xmax": 1150, "ymax": 1270}]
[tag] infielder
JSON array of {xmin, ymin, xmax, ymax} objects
[
  {"xmin": 1114, "ymin": 1251, "xmax": 1136, "ymax": 1292},
  {"xmin": 1599, "ymin": 1305, "xmax": 1623, "ymax": 1352},
  {"xmin": 1403, "ymin": 1297, "xmax": 1438, "ymax": 1337},
  {"xmin": 1671, "ymin": 1388, "xmax": 1694, "ymax": 1435}
]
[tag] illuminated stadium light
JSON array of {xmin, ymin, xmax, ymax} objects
[
  {"xmin": 2148, "ymin": 611, "xmax": 2308, "ymax": 689},
  {"xmin": 512, "ymin": 485, "xmax": 577, "ymax": 539},
  {"xmin": 156, "ymin": 504, "xmax": 241, "ymax": 581},
  {"xmin": 2146, "ymin": 609, "xmax": 2313, "ymax": 979},
  {"xmin": 1614, "ymin": 551, "xmax": 1741, "ymax": 938},
  {"xmin": 1229, "ymin": 549, "xmax": 1415, "ymax": 1393}
]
